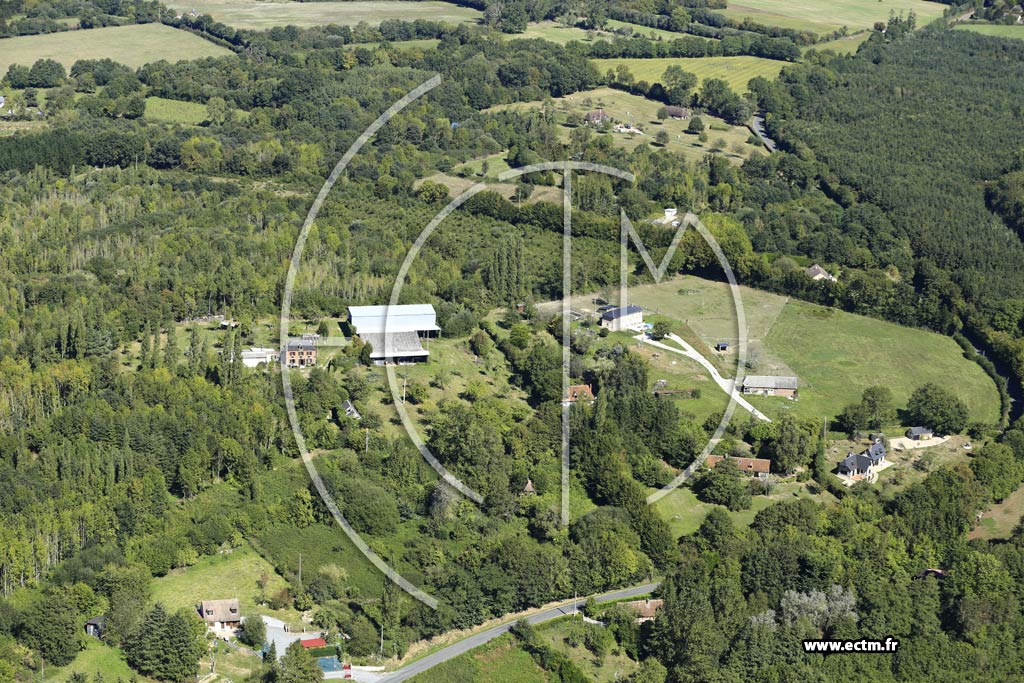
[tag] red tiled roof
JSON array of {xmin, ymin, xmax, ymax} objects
[
  {"xmin": 705, "ymin": 455, "xmax": 771, "ymax": 474},
  {"xmin": 566, "ymin": 384, "xmax": 595, "ymax": 402},
  {"xmin": 624, "ymin": 599, "xmax": 664, "ymax": 619},
  {"xmin": 300, "ymin": 638, "xmax": 327, "ymax": 649}
]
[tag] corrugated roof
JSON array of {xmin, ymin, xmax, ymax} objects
[
  {"xmin": 349, "ymin": 304, "xmax": 440, "ymax": 334},
  {"xmin": 743, "ymin": 375, "xmax": 798, "ymax": 390},
  {"xmin": 361, "ymin": 331, "xmax": 428, "ymax": 359}
]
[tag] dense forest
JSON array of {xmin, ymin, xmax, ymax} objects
[{"xmin": 2, "ymin": 3, "xmax": 1024, "ymax": 682}]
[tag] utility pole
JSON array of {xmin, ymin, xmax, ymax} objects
[
  {"xmin": 402, "ymin": 376, "xmax": 407, "ymax": 404},
  {"xmin": 298, "ymin": 553, "xmax": 302, "ymax": 590},
  {"xmin": 379, "ymin": 625, "xmax": 384, "ymax": 660},
  {"xmin": 365, "ymin": 428, "xmax": 369, "ymax": 456}
]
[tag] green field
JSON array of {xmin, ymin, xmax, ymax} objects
[
  {"xmin": 620, "ymin": 276, "xmax": 1000, "ymax": 424},
  {"xmin": 720, "ymin": 0, "xmax": 947, "ymax": 34},
  {"xmin": 652, "ymin": 481, "xmax": 835, "ymax": 537},
  {"xmin": 540, "ymin": 618, "xmax": 640, "ymax": 682},
  {"xmin": 0, "ymin": 24, "xmax": 232, "ymax": 74},
  {"xmin": 162, "ymin": 0, "xmax": 481, "ymax": 30},
  {"xmin": 487, "ymin": 87, "xmax": 764, "ymax": 164},
  {"xmin": 408, "ymin": 634, "xmax": 550, "ymax": 683},
  {"xmin": 145, "ymin": 96, "xmax": 209, "ymax": 124},
  {"xmin": 804, "ymin": 32, "xmax": 870, "ymax": 55},
  {"xmin": 971, "ymin": 481, "xmax": 1024, "ymax": 540},
  {"xmin": 517, "ymin": 21, "xmax": 600, "ymax": 44},
  {"xmin": 44, "ymin": 639, "xmax": 140, "ymax": 683},
  {"xmin": 954, "ymin": 23, "xmax": 1024, "ymax": 40},
  {"xmin": 561, "ymin": 275, "xmax": 1000, "ymax": 425},
  {"xmin": 591, "ymin": 56, "xmax": 786, "ymax": 93},
  {"xmin": 151, "ymin": 542, "xmax": 305, "ymax": 627},
  {"xmin": 605, "ymin": 18, "xmax": 695, "ymax": 41}
]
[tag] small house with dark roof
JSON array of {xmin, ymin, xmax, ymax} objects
[
  {"xmin": 663, "ymin": 105, "xmax": 690, "ymax": 119},
  {"xmin": 714, "ymin": 342, "xmax": 729, "ymax": 352},
  {"xmin": 600, "ymin": 305, "xmax": 644, "ymax": 332},
  {"xmin": 838, "ymin": 440, "xmax": 886, "ymax": 478},
  {"xmin": 906, "ymin": 426, "xmax": 933, "ymax": 440},
  {"xmin": 584, "ymin": 108, "xmax": 610, "ymax": 125},
  {"xmin": 805, "ymin": 264, "xmax": 837, "ymax": 283}
]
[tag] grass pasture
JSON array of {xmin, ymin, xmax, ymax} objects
[
  {"xmin": 0, "ymin": 24, "xmax": 232, "ymax": 74},
  {"xmin": 539, "ymin": 618, "xmax": 640, "ymax": 682},
  {"xmin": 970, "ymin": 482, "xmax": 1024, "ymax": 540},
  {"xmin": 590, "ymin": 56, "xmax": 785, "ymax": 93},
  {"xmin": 567, "ymin": 276, "xmax": 1000, "ymax": 425},
  {"xmin": 161, "ymin": 0, "xmax": 481, "ymax": 30},
  {"xmin": 151, "ymin": 542, "xmax": 305, "ymax": 627},
  {"xmin": 804, "ymin": 32, "xmax": 871, "ymax": 55},
  {"xmin": 653, "ymin": 481, "xmax": 834, "ymax": 537},
  {"xmin": 720, "ymin": 0, "xmax": 947, "ymax": 35},
  {"xmin": 954, "ymin": 23, "xmax": 1024, "ymax": 40},
  {"xmin": 44, "ymin": 639, "xmax": 140, "ymax": 683},
  {"xmin": 407, "ymin": 634, "xmax": 550, "ymax": 683},
  {"xmin": 145, "ymin": 96, "xmax": 208, "ymax": 124}
]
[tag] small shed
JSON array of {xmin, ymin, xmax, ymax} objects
[
  {"xmin": 714, "ymin": 342, "xmax": 729, "ymax": 352},
  {"xmin": 300, "ymin": 638, "xmax": 328, "ymax": 649},
  {"xmin": 663, "ymin": 105, "xmax": 691, "ymax": 119},
  {"xmin": 85, "ymin": 616, "xmax": 106, "ymax": 638}
]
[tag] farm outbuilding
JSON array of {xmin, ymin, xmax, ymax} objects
[
  {"xmin": 741, "ymin": 375, "xmax": 799, "ymax": 399},
  {"xmin": 906, "ymin": 426, "xmax": 934, "ymax": 440},
  {"xmin": 349, "ymin": 304, "xmax": 439, "ymax": 364}
]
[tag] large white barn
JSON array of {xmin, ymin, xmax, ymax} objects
[{"xmin": 348, "ymin": 304, "xmax": 439, "ymax": 364}]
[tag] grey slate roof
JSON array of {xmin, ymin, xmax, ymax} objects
[
  {"xmin": 907, "ymin": 426, "xmax": 932, "ymax": 437},
  {"xmin": 601, "ymin": 305, "xmax": 643, "ymax": 321}
]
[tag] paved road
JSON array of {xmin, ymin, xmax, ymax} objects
[
  {"xmin": 637, "ymin": 333, "xmax": 771, "ymax": 423},
  {"xmin": 374, "ymin": 582, "xmax": 661, "ymax": 683}
]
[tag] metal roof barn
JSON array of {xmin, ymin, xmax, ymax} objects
[{"xmin": 348, "ymin": 304, "xmax": 440, "ymax": 335}]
